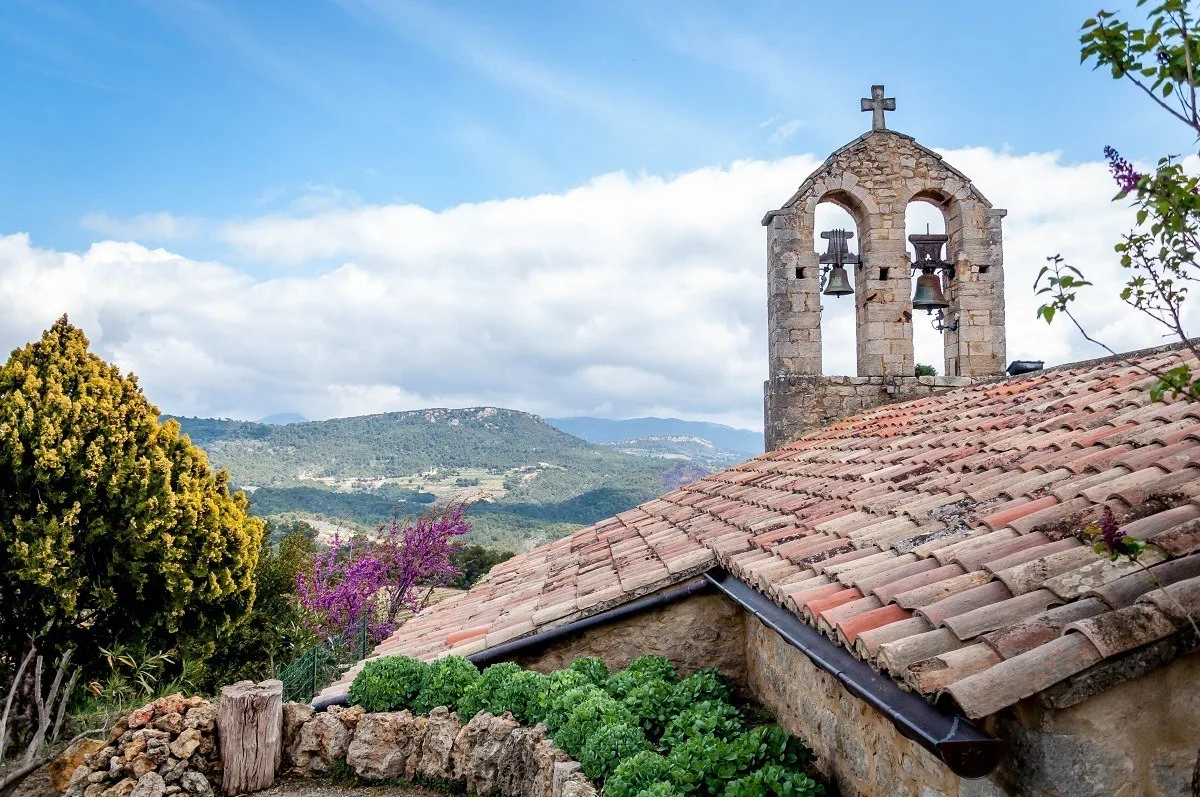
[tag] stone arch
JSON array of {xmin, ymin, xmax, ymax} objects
[{"xmin": 765, "ymin": 129, "xmax": 1006, "ymax": 379}]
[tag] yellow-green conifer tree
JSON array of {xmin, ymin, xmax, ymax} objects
[{"xmin": 0, "ymin": 316, "xmax": 264, "ymax": 669}]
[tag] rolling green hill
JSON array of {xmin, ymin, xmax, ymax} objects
[{"xmin": 170, "ymin": 408, "xmax": 701, "ymax": 551}]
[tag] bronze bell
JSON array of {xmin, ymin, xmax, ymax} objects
[
  {"xmin": 911, "ymin": 270, "xmax": 949, "ymax": 312},
  {"xmin": 823, "ymin": 265, "xmax": 854, "ymax": 297}
]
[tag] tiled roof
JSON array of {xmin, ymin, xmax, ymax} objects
[{"xmin": 321, "ymin": 346, "xmax": 1200, "ymax": 720}]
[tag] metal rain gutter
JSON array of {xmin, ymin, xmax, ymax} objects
[
  {"xmin": 311, "ymin": 576, "xmax": 715, "ymax": 710},
  {"xmin": 704, "ymin": 568, "xmax": 1003, "ymax": 779}
]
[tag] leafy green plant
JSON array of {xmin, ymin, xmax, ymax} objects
[
  {"xmin": 348, "ymin": 655, "xmax": 429, "ymax": 712},
  {"xmin": 605, "ymin": 670, "xmax": 643, "ymax": 702},
  {"xmin": 602, "ymin": 751, "xmax": 674, "ymax": 797},
  {"xmin": 722, "ymin": 764, "xmax": 824, "ymax": 797},
  {"xmin": 489, "ymin": 669, "xmax": 550, "ymax": 725},
  {"xmin": 625, "ymin": 656, "xmax": 677, "ymax": 683},
  {"xmin": 413, "ymin": 656, "xmax": 479, "ymax": 714},
  {"xmin": 666, "ymin": 734, "xmax": 748, "ymax": 796},
  {"xmin": 553, "ymin": 691, "xmax": 637, "ymax": 759},
  {"xmin": 622, "ymin": 678, "xmax": 679, "ymax": 740},
  {"xmin": 660, "ymin": 701, "xmax": 744, "ymax": 752},
  {"xmin": 569, "ymin": 656, "xmax": 610, "ymax": 686},
  {"xmin": 733, "ymin": 726, "xmax": 813, "ymax": 772},
  {"xmin": 671, "ymin": 669, "xmax": 731, "ymax": 708},
  {"xmin": 633, "ymin": 785, "xmax": 682, "ymax": 797},
  {"xmin": 540, "ymin": 667, "xmax": 597, "ymax": 716},
  {"xmin": 914, "ymin": 363, "xmax": 938, "ymax": 377},
  {"xmin": 456, "ymin": 662, "xmax": 523, "ymax": 723},
  {"xmin": 543, "ymin": 684, "xmax": 604, "ymax": 733},
  {"xmin": 579, "ymin": 722, "xmax": 648, "ymax": 781}
]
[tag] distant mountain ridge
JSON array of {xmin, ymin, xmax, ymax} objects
[
  {"xmin": 547, "ymin": 416, "xmax": 763, "ymax": 455},
  {"xmin": 167, "ymin": 407, "xmax": 722, "ymax": 551}
]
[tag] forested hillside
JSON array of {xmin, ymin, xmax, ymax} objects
[{"xmin": 172, "ymin": 408, "xmax": 703, "ymax": 550}]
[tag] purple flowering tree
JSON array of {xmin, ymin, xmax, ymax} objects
[{"xmin": 297, "ymin": 507, "xmax": 470, "ymax": 644}]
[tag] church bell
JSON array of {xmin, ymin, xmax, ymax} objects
[
  {"xmin": 822, "ymin": 265, "xmax": 854, "ymax": 297},
  {"xmin": 911, "ymin": 271, "xmax": 949, "ymax": 312}
]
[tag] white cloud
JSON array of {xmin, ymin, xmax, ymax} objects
[
  {"xmin": 80, "ymin": 211, "xmax": 203, "ymax": 241},
  {"xmin": 2, "ymin": 148, "xmax": 1188, "ymax": 432},
  {"xmin": 767, "ymin": 119, "xmax": 804, "ymax": 145}
]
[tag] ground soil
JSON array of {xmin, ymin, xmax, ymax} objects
[{"xmin": 256, "ymin": 779, "xmax": 449, "ymax": 797}]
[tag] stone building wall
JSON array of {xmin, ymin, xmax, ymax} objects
[
  {"xmin": 744, "ymin": 616, "xmax": 1200, "ymax": 797},
  {"xmin": 763, "ymin": 374, "xmax": 977, "ymax": 451},
  {"xmin": 510, "ymin": 586, "xmax": 748, "ymax": 685}
]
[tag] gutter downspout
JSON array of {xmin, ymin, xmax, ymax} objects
[
  {"xmin": 311, "ymin": 576, "xmax": 714, "ymax": 711},
  {"xmin": 704, "ymin": 568, "xmax": 1003, "ymax": 780}
]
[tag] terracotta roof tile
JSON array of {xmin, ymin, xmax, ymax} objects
[{"xmin": 320, "ymin": 346, "xmax": 1200, "ymax": 717}]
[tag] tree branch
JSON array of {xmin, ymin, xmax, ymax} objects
[
  {"xmin": 0, "ymin": 729, "xmax": 103, "ymax": 797},
  {"xmin": 0, "ymin": 646, "xmax": 36, "ymax": 765}
]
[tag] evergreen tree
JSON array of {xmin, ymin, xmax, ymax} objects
[{"xmin": 0, "ymin": 317, "xmax": 264, "ymax": 671}]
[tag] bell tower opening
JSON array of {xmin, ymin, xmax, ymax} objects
[
  {"xmin": 814, "ymin": 201, "xmax": 859, "ymax": 377},
  {"xmin": 905, "ymin": 198, "xmax": 949, "ymax": 375},
  {"xmin": 762, "ymin": 84, "xmax": 1007, "ymax": 449}
]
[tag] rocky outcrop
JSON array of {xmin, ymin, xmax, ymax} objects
[
  {"xmin": 286, "ymin": 706, "xmax": 594, "ymax": 797},
  {"xmin": 63, "ymin": 695, "xmax": 221, "ymax": 797}
]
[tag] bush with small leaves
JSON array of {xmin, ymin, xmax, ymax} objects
[
  {"xmin": 626, "ymin": 655, "xmax": 677, "ymax": 682},
  {"xmin": 722, "ymin": 764, "xmax": 824, "ymax": 797},
  {"xmin": 733, "ymin": 725, "xmax": 813, "ymax": 772},
  {"xmin": 605, "ymin": 669, "xmax": 643, "ymax": 701},
  {"xmin": 633, "ymin": 785, "xmax": 682, "ymax": 797},
  {"xmin": 660, "ymin": 701, "xmax": 744, "ymax": 751},
  {"xmin": 539, "ymin": 667, "xmax": 597, "ymax": 717},
  {"xmin": 413, "ymin": 655, "xmax": 479, "ymax": 713},
  {"xmin": 601, "ymin": 751, "xmax": 673, "ymax": 797},
  {"xmin": 569, "ymin": 656, "xmax": 611, "ymax": 685},
  {"xmin": 672, "ymin": 669, "xmax": 731, "ymax": 708},
  {"xmin": 456, "ymin": 661, "xmax": 522, "ymax": 722},
  {"xmin": 579, "ymin": 722, "xmax": 649, "ymax": 781},
  {"xmin": 543, "ymin": 684, "xmax": 604, "ymax": 733},
  {"xmin": 349, "ymin": 655, "xmax": 429, "ymax": 712},
  {"xmin": 666, "ymin": 734, "xmax": 748, "ymax": 796},
  {"xmin": 490, "ymin": 669, "xmax": 551, "ymax": 725},
  {"xmin": 622, "ymin": 678, "xmax": 680, "ymax": 740},
  {"xmin": 554, "ymin": 691, "xmax": 637, "ymax": 759}
]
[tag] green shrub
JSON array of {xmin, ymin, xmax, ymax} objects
[
  {"xmin": 554, "ymin": 691, "xmax": 636, "ymax": 759},
  {"xmin": 349, "ymin": 656, "xmax": 429, "ymax": 712},
  {"xmin": 625, "ymin": 655, "xmax": 677, "ymax": 682},
  {"xmin": 671, "ymin": 669, "xmax": 730, "ymax": 707},
  {"xmin": 543, "ymin": 684, "xmax": 604, "ymax": 733},
  {"xmin": 601, "ymin": 751, "xmax": 673, "ymax": 797},
  {"xmin": 634, "ymin": 785, "xmax": 681, "ymax": 797},
  {"xmin": 569, "ymin": 656, "xmax": 610, "ymax": 685},
  {"xmin": 733, "ymin": 725, "xmax": 813, "ymax": 771},
  {"xmin": 540, "ymin": 668, "xmax": 597, "ymax": 718},
  {"xmin": 621, "ymin": 678, "xmax": 679, "ymax": 740},
  {"xmin": 413, "ymin": 656, "xmax": 479, "ymax": 714},
  {"xmin": 456, "ymin": 662, "xmax": 522, "ymax": 723},
  {"xmin": 604, "ymin": 670, "xmax": 642, "ymax": 701},
  {"xmin": 660, "ymin": 701, "xmax": 744, "ymax": 751},
  {"xmin": 722, "ymin": 764, "xmax": 824, "ymax": 797},
  {"xmin": 666, "ymin": 734, "xmax": 748, "ymax": 796},
  {"xmin": 490, "ymin": 669, "xmax": 551, "ymax": 725},
  {"xmin": 579, "ymin": 722, "xmax": 648, "ymax": 781}
]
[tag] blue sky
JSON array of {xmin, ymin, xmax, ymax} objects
[
  {"xmin": 1, "ymin": 0, "xmax": 1178, "ymax": 255},
  {"xmin": 0, "ymin": 1, "xmax": 1193, "ymax": 430}
]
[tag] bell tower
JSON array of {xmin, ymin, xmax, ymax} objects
[{"xmin": 763, "ymin": 86, "xmax": 1007, "ymax": 450}]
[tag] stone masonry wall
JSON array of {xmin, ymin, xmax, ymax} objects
[
  {"xmin": 511, "ymin": 587, "xmax": 747, "ymax": 686},
  {"xmin": 763, "ymin": 374, "xmax": 976, "ymax": 451},
  {"xmin": 745, "ymin": 616, "xmax": 1200, "ymax": 797},
  {"xmin": 764, "ymin": 129, "xmax": 1006, "ymax": 383}
]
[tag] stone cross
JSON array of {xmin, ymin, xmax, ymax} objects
[{"xmin": 860, "ymin": 85, "xmax": 896, "ymax": 131}]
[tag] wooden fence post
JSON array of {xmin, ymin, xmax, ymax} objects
[{"xmin": 218, "ymin": 680, "xmax": 283, "ymax": 794}]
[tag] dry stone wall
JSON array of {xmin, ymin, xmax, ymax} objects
[
  {"xmin": 64, "ymin": 695, "xmax": 222, "ymax": 797},
  {"xmin": 282, "ymin": 703, "xmax": 595, "ymax": 797}
]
